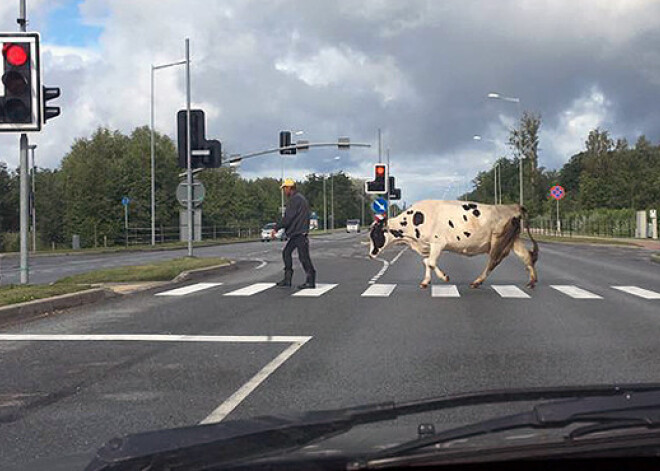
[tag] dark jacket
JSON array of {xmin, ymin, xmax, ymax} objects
[{"xmin": 279, "ymin": 191, "xmax": 311, "ymax": 237}]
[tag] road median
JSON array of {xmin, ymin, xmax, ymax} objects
[{"xmin": 0, "ymin": 257, "xmax": 233, "ymax": 328}]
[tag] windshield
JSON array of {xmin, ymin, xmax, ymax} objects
[{"xmin": 1, "ymin": 1, "xmax": 660, "ymax": 469}]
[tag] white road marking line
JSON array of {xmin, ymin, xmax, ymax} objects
[
  {"xmin": 155, "ymin": 282, "xmax": 223, "ymax": 296},
  {"xmin": 612, "ymin": 286, "xmax": 660, "ymax": 300},
  {"xmin": 0, "ymin": 334, "xmax": 312, "ymax": 425},
  {"xmin": 492, "ymin": 285, "xmax": 530, "ymax": 299},
  {"xmin": 200, "ymin": 338, "xmax": 311, "ymax": 424},
  {"xmin": 550, "ymin": 285, "xmax": 602, "ymax": 299},
  {"xmin": 224, "ymin": 282, "xmax": 275, "ymax": 297},
  {"xmin": 254, "ymin": 260, "xmax": 267, "ymax": 270},
  {"xmin": 292, "ymin": 283, "xmax": 338, "ymax": 297},
  {"xmin": 361, "ymin": 284, "xmax": 397, "ymax": 297},
  {"xmin": 368, "ymin": 246, "xmax": 406, "ymax": 284},
  {"xmin": 431, "ymin": 285, "xmax": 460, "ymax": 297},
  {"xmin": 0, "ymin": 334, "xmax": 311, "ymax": 343}
]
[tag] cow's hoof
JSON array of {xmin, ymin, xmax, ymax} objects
[
  {"xmin": 419, "ymin": 283, "xmax": 429, "ymax": 289},
  {"xmin": 469, "ymin": 282, "xmax": 481, "ymax": 289},
  {"xmin": 444, "ymin": 276, "xmax": 450, "ymax": 283}
]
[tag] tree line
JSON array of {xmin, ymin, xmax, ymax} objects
[
  {"xmin": 0, "ymin": 126, "xmax": 375, "ymax": 251},
  {"xmin": 465, "ymin": 115, "xmax": 660, "ymax": 218}
]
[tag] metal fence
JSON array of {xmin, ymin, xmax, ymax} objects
[{"xmin": 530, "ymin": 218, "xmax": 635, "ymax": 238}]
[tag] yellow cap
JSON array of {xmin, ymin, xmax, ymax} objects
[{"xmin": 281, "ymin": 178, "xmax": 296, "ymax": 188}]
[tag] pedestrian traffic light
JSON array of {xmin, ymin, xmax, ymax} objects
[
  {"xmin": 177, "ymin": 109, "xmax": 222, "ymax": 168},
  {"xmin": 42, "ymin": 86, "xmax": 61, "ymax": 123},
  {"xmin": 0, "ymin": 33, "xmax": 41, "ymax": 132},
  {"xmin": 279, "ymin": 131, "xmax": 296, "ymax": 155},
  {"xmin": 365, "ymin": 164, "xmax": 388, "ymax": 194},
  {"xmin": 388, "ymin": 175, "xmax": 401, "ymax": 200}
]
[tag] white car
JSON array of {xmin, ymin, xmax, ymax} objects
[
  {"xmin": 346, "ymin": 219, "xmax": 361, "ymax": 233},
  {"xmin": 261, "ymin": 223, "xmax": 287, "ymax": 242}
]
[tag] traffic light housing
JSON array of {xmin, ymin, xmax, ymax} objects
[
  {"xmin": 177, "ymin": 109, "xmax": 222, "ymax": 168},
  {"xmin": 0, "ymin": 33, "xmax": 41, "ymax": 132},
  {"xmin": 279, "ymin": 131, "xmax": 296, "ymax": 155},
  {"xmin": 365, "ymin": 164, "xmax": 388, "ymax": 194},
  {"xmin": 388, "ymin": 176, "xmax": 401, "ymax": 200}
]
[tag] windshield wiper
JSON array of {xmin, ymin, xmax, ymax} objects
[
  {"xmin": 361, "ymin": 388, "xmax": 660, "ymax": 466},
  {"xmin": 86, "ymin": 383, "xmax": 660, "ymax": 471}
]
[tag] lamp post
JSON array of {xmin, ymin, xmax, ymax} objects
[
  {"xmin": 487, "ymin": 92, "xmax": 523, "ymax": 206},
  {"xmin": 473, "ymin": 135, "xmax": 502, "ymax": 204},
  {"xmin": 151, "ymin": 58, "xmax": 187, "ymax": 246}
]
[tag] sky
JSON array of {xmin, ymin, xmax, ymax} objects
[{"xmin": 1, "ymin": 0, "xmax": 660, "ymax": 204}]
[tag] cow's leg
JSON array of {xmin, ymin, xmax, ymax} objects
[
  {"xmin": 420, "ymin": 243, "xmax": 447, "ymax": 288},
  {"xmin": 471, "ymin": 236, "xmax": 507, "ymax": 288},
  {"xmin": 513, "ymin": 238, "xmax": 538, "ymax": 288}
]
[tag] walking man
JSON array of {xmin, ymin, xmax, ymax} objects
[{"xmin": 272, "ymin": 179, "xmax": 316, "ymax": 289}]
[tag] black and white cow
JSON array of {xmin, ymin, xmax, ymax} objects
[{"xmin": 368, "ymin": 200, "xmax": 539, "ymax": 288}]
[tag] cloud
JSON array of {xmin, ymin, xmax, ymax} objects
[{"xmin": 2, "ymin": 0, "xmax": 660, "ymax": 203}]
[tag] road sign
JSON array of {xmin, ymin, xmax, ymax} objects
[
  {"xmin": 372, "ymin": 198, "xmax": 388, "ymax": 214},
  {"xmin": 121, "ymin": 196, "xmax": 130, "ymax": 206},
  {"xmin": 550, "ymin": 185, "xmax": 565, "ymax": 200},
  {"xmin": 176, "ymin": 181, "xmax": 206, "ymax": 206}
]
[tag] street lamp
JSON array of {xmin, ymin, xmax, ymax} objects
[
  {"xmin": 151, "ymin": 58, "xmax": 187, "ymax": 246},
  {"xmin": 323, "ymin": 156, "xmax": 341, "ymax": 231},
  {"xmin": 473, "ymin": 135, "xmax": 502, "ymax": 204},
  {"xmin": 487, "ymin": 92, "xmax": 523, "ymax": 206}
]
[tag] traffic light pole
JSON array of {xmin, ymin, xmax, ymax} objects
[
  {"xmin": 185, "ymin": 38, "xmax": 193, "ymax": 257},
  {"xmin": 18, "ymin": 0, "xmax": 29, "ymax": 283}
]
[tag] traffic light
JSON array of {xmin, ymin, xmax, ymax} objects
[
  {"xmin": 279, "ymin": 131, "xmax": 296, "ymax": 155},
  {"xmin": 365, "ymin": 164, "xmax": 388, "ymax": 194},
  {"xmin": 177, "ymin": 109, "xmax": 222, "ymax": 168},
  {"xmin": 0, "ymin": 33, "xmax": 41, "ymax": 132},
  {"xmin": 388, "ymin": 176, "xmax": 401, "ymax": 200}
]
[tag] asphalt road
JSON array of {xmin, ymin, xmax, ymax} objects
[{"xmin": 1, "ymin": 232, "xmax": 660, "ymax": 469}]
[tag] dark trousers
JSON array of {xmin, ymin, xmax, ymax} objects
[{"xmin": 283, "ymin": 234, "xmax": 316, "ymax": 280}]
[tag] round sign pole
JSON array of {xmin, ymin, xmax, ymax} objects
[{"xmin": 556, "ymin": 198, "xmax": 561, "ymax": 235}]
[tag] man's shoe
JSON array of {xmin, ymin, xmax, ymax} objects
[
  {"xmin": 276, "ymin": 271, "xmax": 293, "ymax": 287},
  {"xmin": 297, "ymin": 281, "xmax": 316, "ymax": 289}
]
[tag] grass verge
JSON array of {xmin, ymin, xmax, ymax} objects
[
  {"xmin": 522, "ymin": 234, "xmax": 637, "ymax": 247},
  {"xmin": 0, "ymin": 284, "xmax": 92, "ymax": 308},
  {"xmin": 652, "ymin": 253, "xmax": 660, "ymax": 264},
  {"xmin": 55, "ymin": 257, "xmax": 230, "ymax": 284}
]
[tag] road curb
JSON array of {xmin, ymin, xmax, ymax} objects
[
  {"xmin": 651, "ymin": 253, "xmax": 660, "ymax": 264},
  {"xmin": 172, "ymin": 261, "xmax": 236, "ymax": 282},
  {"xmin": 0, "ymin": 288, "xmax": 116, "ymax": 328}
]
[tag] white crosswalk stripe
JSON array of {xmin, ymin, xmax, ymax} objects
[
  {"xmin": 292, "ymin": 283, "xmax": 338, "ymax": 297},
  {"xmin": 224, "ymin": 283, "xmax": 276, "ymax": 297},
  {"xmin": 431, "ymin": 285, "xmax": 460, "ymax": 297},
  {"xmin": 611, "ymin": 286, "xmax": 660, "ymax": 300},
  {"xmin": 156, "ymin": 282, "xmax": 223, "ymax": 296},
  {"xmin": 492, "ymin": 285, "xmax": 531, "ymax": 298},
  {"xmin": 550, "ymin": 285, "xmax": 602, "ymax": 299},
  {"xmin": 361, "ymin": 284, "xmax": 397, "ymax": 297}
]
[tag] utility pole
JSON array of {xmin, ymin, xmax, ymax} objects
[
  {"xmin": 18, "ymin": 0, "xmax": 29, "ymax": 283},
  {"xmin": 185, "ymin": 38, "xmax": 193, "ymax": 257},
  {"xmin": 150, "ymin": 65, "xmax": 156, "ymax": 246},
  {"xmin": 378, "ymin": 128, "xmax": 382, "ymax": 164},
  {"xmin": 386, "ymin": 148, "xmax": 391, "ymax": 219},
  {"xmin": 330, "ymin": 173, "xmax": 334, "ymax": 231}
]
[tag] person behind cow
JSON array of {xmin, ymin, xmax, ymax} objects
[{"xmin": 272, "ymin": 179, "xmax": 316, "ymax": 289}]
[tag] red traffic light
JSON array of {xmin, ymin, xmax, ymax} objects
[
  {"xmin": 376, "ymin": 165, "xmax": 386, "ymax": 176},
  {"xmin": 3, "ymin": 43, "xmax": 28, "ymax": 66}
]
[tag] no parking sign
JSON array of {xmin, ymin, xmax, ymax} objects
[{"xmin": 550, "ymin": 185, "xmax": 565, "ymax": 200}]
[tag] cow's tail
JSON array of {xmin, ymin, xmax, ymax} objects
[
  {"xmin": 490, "ymin": 215, "xmax": 521, "ymax": 266},
  {"xmin": 520, "ymin": 206, "xmax": 539, "ymax": 264}
]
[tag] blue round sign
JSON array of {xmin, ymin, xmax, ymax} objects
[
  {"xmin": 121, "ymin": 196, "xmax": 131, "ymax": 206},
  {"xmin": 372, "ymin": 198, "xmax": 388, "ymax": 214}
]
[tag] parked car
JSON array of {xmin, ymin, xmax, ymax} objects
[
  {"xmin": 346, "ymin": 219, "xmax": 361, "ymax": 233},
  {"xmin": 261, "ymin": 223, "xmax": 287, "ymax": 242}
]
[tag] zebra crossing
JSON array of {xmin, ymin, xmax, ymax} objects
[{"xmin": 154, "ymin": 281, "xmax": 660, "ymax": 301}]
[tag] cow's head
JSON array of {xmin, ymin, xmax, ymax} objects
[{"xmin": 368, "ymin": 216, "xmax": 389, "ymax": 258}]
